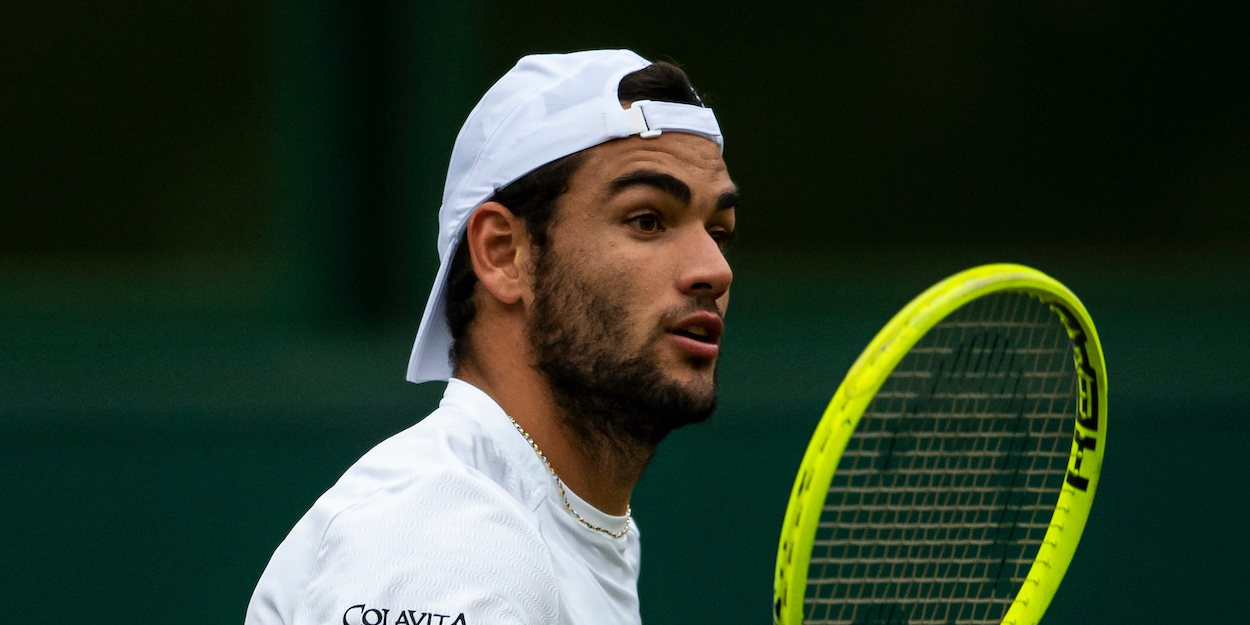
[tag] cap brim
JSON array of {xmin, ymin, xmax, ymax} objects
[{"xmin": 406, "ymin": 239, "xmax": 460, "ymax": 383}]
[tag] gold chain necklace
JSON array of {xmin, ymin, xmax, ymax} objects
[{"xmin": 505, "ymin": 415, "xmax": 632, "ymax": 539}]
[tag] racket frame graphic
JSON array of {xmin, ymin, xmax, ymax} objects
[{"xmin": 773, "ymin": 264, "xmax": 1107, "ymax": 625}]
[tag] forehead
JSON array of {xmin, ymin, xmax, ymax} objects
[{"xmin": 567, "ymin": 132, "xmax": 733, "ymax": 198}]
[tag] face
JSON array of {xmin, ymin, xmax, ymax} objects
[{"xmin": 524, "ymin": 132, "xmax": 736, "ymax": 453}]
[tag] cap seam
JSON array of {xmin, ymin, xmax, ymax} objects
[{"xmin": 456, "ymin": 54, "xmax": 605, "ymax": 217}]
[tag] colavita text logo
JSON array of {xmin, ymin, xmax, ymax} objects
[{"xmin": 342, "ymin": 604, "xmax": 467, "ymax": 625}]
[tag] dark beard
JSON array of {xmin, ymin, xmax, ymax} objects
[{"xmin": 525, "ymin": 245, "xmax": 719, "ymax": 458}]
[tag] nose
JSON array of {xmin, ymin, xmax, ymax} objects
[{"xmin": 675, "ymin": 227, "xmax": 733, "ymax": 303}]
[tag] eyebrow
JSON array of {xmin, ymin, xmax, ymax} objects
[{"xmin": 608, "ymin": 170, "xmax": 738, "ymax": 212}]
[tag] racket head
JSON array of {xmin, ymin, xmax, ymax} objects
[{"xmin": 773, "ymin": 264, "xmax": 1107, "ymax": 625}]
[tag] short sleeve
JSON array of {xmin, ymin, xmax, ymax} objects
[{"xmin": 291, "ymin": 470, "xmax": 560, "ymax": 625}]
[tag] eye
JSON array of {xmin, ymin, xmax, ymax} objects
[
  {"xmin": 628, "ymin": 213, "xmax": 663, "ymax": 233},
  {"xmin": 710, "ymin": 228, "xmax": 736, "ymax": 251}
]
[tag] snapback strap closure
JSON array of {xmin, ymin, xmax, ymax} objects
[{"xmin": 623, "ymin": 100, "xmax": 724, "ymax": 150}]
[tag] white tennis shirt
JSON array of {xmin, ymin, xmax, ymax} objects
[{"xmin": 246, "ymin": 378, "xmax": 642, "ymax": 625}]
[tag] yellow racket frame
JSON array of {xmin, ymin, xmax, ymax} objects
[{"xmin": 773, "ymin": 264, "xmax": 1107, "ymax": 625}]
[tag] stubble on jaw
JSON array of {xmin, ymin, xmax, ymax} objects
[{"xmin": 524, "ymin": 242, "xmax": 720, "ymax": 469}]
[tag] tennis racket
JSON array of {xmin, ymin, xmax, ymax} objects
[{"xmin": 773, "ymin": 264, "xmax": 1106, "ymax": 625}]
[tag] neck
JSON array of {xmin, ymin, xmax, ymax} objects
[{"xmin": 457, "ymin": 347, "xmax": 645, "ymax": 516}]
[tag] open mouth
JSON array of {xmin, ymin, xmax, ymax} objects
[
  {"xmin": 671, "ymin": 326, "xmax": 715, "ymax": 343},
  {"xmin": 666, "ymin": 311, "xmax": 723, "ymax": 348}
]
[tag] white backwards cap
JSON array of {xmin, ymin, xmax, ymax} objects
[{"xmin": 406, "ymin": 49, "xmax": 724, "ymax": 383}]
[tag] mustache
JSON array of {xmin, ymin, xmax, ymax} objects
[{"xmin": 660, "ymin": 299, "xmax": 724, "ymax": 323}]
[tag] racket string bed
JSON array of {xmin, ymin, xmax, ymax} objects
[{"xmin": 805, "ymin": 292, "xmax": 1077, "ymax": 625}]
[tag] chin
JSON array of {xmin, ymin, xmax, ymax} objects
[
  {"xmin": 668, "ymin": 349, "xmax": 717, "ymax": 377},
  {"xmin": 664, "ymin": 359, "xmax": 720, "ymax": 406},
  {"xmin": 672, "ymin": 365, "xmax": 716, "ymax": 393}
]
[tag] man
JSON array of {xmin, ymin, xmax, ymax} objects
[{"xmin": 247, "ymin": 49, "xmax": 737, "ymax": 625}]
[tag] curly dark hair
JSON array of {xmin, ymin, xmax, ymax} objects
[{"xmin": 444, "ymin": 61, "xmax": 708, "ymax": 368}]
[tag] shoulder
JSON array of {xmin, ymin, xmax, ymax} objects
[
  {"xmin": 248, "ymin": 401, "xmax": 559, "ymax": 625},
  {"xmin": 297, "ymin": 465, "xmax": 559, "ymax": 625}
]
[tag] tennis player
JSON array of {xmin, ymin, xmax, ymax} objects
[{"xmin": 245, "ymin": 50, "xmax": 736, "ymax": 625}]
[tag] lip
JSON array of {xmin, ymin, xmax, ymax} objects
[{"xmin": 665, "ymin": 311, "xmax": 724, "ymax": 359}]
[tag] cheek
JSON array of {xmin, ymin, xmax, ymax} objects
[
  {"xmin": 592, "ymin": 250, "xmax": 668, "ymax": 331},
  {"xmin": 585, "ymin": 237, "xmax": 650, "ymax": 285},
  {"xmin": 563, "ymin": 242, "xmax": 643, "ymax": 309},
  {"xmin": 565, "ymin": 230, "xmax": 676, "ymax": 332}
]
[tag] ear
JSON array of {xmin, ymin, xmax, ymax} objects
[{"xmin": 465, "ymin": 201, "xmax": 533, "ymax": 306}]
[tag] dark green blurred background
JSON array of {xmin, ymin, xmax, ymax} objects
[{"xmin": 2, "ymin": 2, "xmax": 1247, "ymax": 623}]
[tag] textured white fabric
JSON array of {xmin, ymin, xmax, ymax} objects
[
  {"xmin": 406, "ymin": 49, "xmax": 724, "ymax": 384},
  {"xmin": 246, "ymin": 379, "xmax": 642, "ymax": 625}
]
